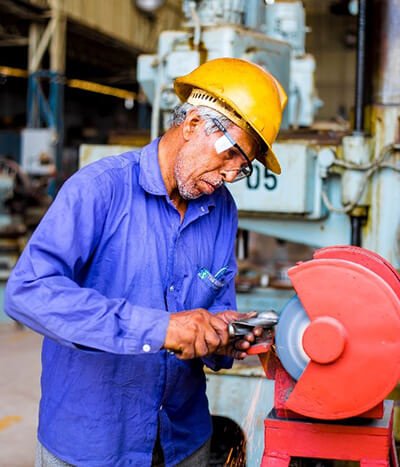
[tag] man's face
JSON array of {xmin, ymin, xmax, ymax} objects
[{"xmin": 174, "ymin": 118, "xmax": 257, "ymax": 200}]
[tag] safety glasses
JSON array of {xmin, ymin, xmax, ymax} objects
[{"xmin": 211, "ymin": 118, "xmax": 253, "ymax": 182}]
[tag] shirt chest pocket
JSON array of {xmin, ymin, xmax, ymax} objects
[{"xmin": 192, "ymin": 267, "xmax": 228, "ymax": 309}]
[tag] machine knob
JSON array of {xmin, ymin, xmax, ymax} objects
[{"xmin": 302, "ymin": 316, "xmax": 346, "ymax": 364}]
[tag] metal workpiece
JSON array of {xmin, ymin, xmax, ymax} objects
[{"xmin": 228, "ymin": 310, "xmax": 279, "ymax": 338}]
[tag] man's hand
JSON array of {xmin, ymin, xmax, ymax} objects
[
  {"xmin": 214, "ymin": 311, "xmax": 264, "ymax": 360},
  {"xmin": 163, "ymin": 309, "xmax": 263, "ymax": 360},
  {"xmin": 163, "ymin": 308, "xmax": 231, "ymax": 359}
]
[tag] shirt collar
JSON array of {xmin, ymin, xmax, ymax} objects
[
  {"xmin": 138, "ymin": 137, "xmax": 217, "ymax": 211},
  {"xmin": 138, "ymin": 138, "xmax": 167, "ymax": 196}
]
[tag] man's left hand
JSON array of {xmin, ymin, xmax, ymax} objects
[{"xmin": 213, "ymin": 311, "xmax": 264, "ymax": 360}]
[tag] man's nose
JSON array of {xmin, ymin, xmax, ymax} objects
[{"xmin": 220, "ymin": 169, "xmax": 238, "ymax": 183}]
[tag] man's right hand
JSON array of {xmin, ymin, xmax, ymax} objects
[{"xmin": 163, "ymin": 309, "xmax": 230, "ymax": 359}]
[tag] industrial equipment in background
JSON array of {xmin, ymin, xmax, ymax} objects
[
  {"xmin": 242, "ymin": 245, "xmax": 400, "ymax": 465},
  {"xmin": 0, "ymin": 155, "xmax": 52, "ymax": 280},
  {"xmin": 0, "ymin": 132, "xmax": 55, "ymax": 279}
]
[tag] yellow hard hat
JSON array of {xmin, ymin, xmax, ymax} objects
[{"xmin": 174, "ymin": 58, "xmax": 287, "ymax": 174}]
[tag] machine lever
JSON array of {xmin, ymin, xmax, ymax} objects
[{"xmin": 228, "ymin": 310, "xmax": 278, "ymax": 337}]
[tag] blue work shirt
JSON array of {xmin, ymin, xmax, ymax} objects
[{"xmin": 5, "ymin": 138, "xmax": 238, "ymax": 467}]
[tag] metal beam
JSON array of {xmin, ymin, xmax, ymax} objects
[
  {"xmin": 29, "ymin": 16, "xmax": 56, "ymax": 72},
  {"xmin": 49, "ymin": 0, "xmax": 66, "ymax": 73}
]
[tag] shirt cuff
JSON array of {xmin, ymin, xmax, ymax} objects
[{"xmin": 119, "ymin": 305, "xmax": 170, "ymax": 354}]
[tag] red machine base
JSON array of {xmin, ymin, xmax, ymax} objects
[{"xmin": 261, "ymin": 401, "xmax": 398, "ymax": 467}]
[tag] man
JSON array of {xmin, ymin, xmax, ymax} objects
[{"xmin": 5, "ymin": 58, "xmax": 287, "ymax": 466}]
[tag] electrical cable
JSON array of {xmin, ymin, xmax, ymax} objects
[{"xmin": 321, "ymin": 143, "xmax": 400, "ymax": 213}]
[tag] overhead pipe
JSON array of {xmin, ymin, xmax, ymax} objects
[
  {"xmin": 350, "ymin": 0, "xmax": 368, "ymax": 246},
  {"xmin": 353, "ymin": 0, "xmax": 367, "ymax": 134}
]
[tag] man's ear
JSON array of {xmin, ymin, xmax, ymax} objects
[{"xmin": 182, "ymin": 109, "xmax": 202, "ymax": 141}]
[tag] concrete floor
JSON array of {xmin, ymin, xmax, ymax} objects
[{"xmin": 0, "ymin": 323, "xmax": 42, "ymax": 467}]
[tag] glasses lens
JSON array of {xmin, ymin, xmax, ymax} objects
[
  {"xmin": 214, "ymin": 135, "xmax": 251, "ymax": 182},
  {"xmin": 232, "ymin": 173, "xmax": 246, "ymax": 182},
  {"xmin": 232, "ymin": 166, "xmax": 251, "ymax": 182},
  {"xmin": 213, "ymin": 121, "xmax": 253, "ymax": 181}
]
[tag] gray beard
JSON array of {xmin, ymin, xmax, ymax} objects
[
  {"xmin": 176, "ymin": 180, "xmax": 202, "ymax": 200},
  {"xmin": 174, "ymin": 154, "xmax": 202, "ymax": 200}
]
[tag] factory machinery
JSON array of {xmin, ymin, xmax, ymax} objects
[{"xmin": 137, "ymin": 0, "xmax": 400, "ymax": 464}]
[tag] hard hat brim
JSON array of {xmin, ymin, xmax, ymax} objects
[{"xmin": 257, "ymin": 149, "xmax": 281, "ymax": 175}]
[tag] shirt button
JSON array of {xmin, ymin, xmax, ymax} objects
[
  {"xmin": 159, "ymin": 405, "xmax": 163, "ymax": 411},
  {"xmin": 142, "ymin": 344, "xmax": 151, "ymax": 352},
  {"xmin": 201, "ymin": 206, "xmax": 206, "ymax": 212},
  {"xmin": 169, "ymin": 285, "xmax": 174, "ymax": 292}
]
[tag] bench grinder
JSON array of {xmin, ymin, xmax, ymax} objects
[{"xmin": 233, "ymin": 245, "xmax": 400, "ymax": 466}]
